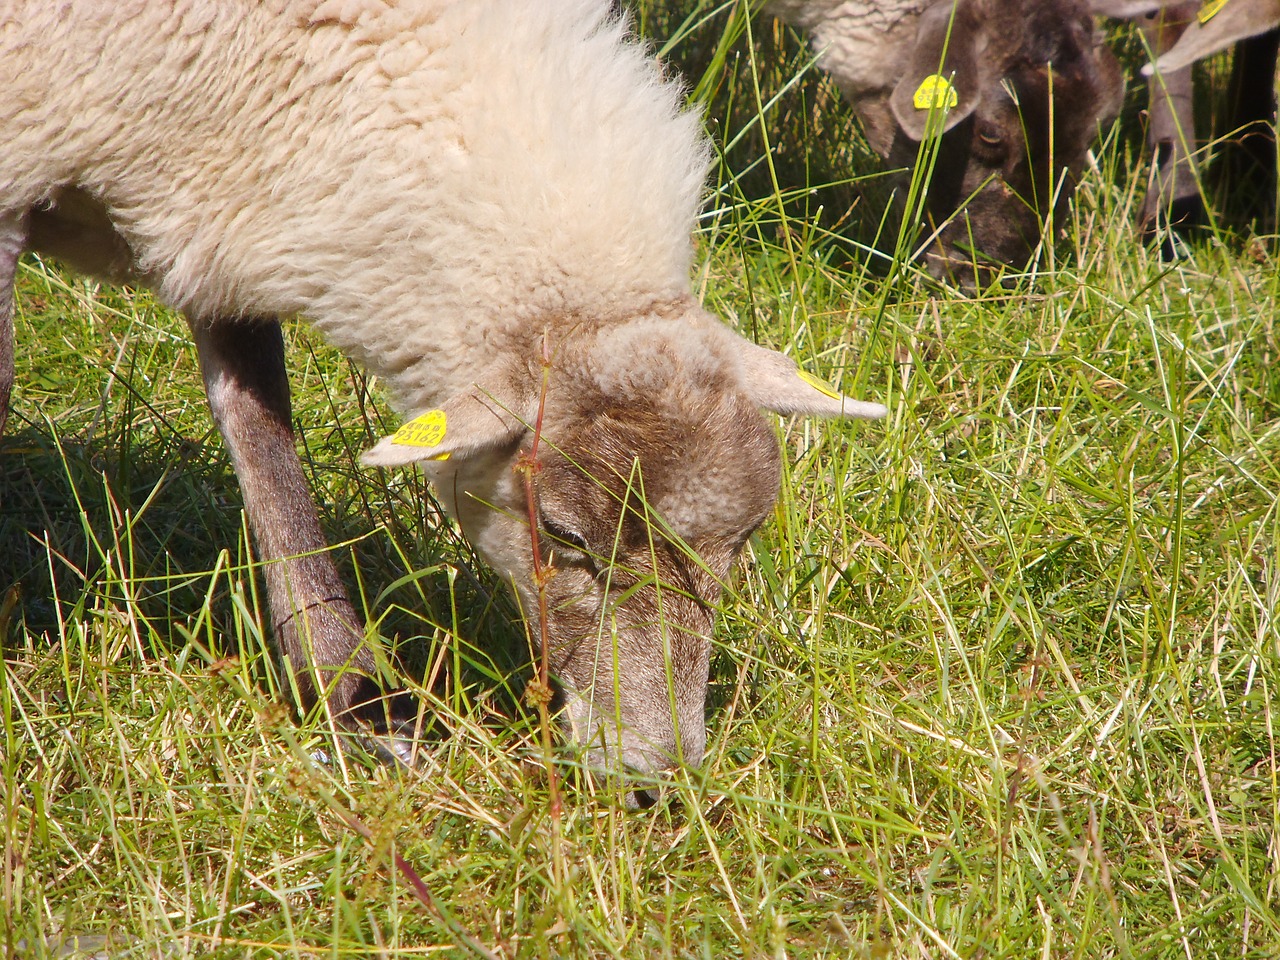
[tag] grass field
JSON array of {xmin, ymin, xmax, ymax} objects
[{"xmin": 4, "ymin": 3, "xmax": 1280, "ymax": 958}]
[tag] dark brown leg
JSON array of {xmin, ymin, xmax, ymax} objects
[
  {"xmin": 1218, "ymin": 29, "xmax": 1280, "ymax": 225},
  {"xmin": 191, "ymin": 317, "xmax": 415, "ymax": 762},
  {"xmin": 1141, "ymin": 4, "xmax": 1205, "ymax": 254},
  {"xmin": 0, "ymin": 214, "xmax": 25, "ymax": 436}
]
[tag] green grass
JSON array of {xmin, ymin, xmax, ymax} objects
[{"xmin": 4, "ymin": 4, "xmax": 1280, "ymax": 957}]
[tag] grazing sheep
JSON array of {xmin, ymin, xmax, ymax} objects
[
  {"xmin": 0, "ymin": 0, "xmax": 886, "ymax": 804},
  {"xmin": 1127, "ymin": 2, "xmax": 1206, "ymax": 243},
  {"xmin": 1122, "ymin": 0, "xmax": 1280, "ymax": 67},
  {"xmin": 769, "ymin": 0, "xmax": 1124, "ymax": 282},
  {"xmin": 1096, "ymin": 0, "xmax": 1278, "ymax": 250}
]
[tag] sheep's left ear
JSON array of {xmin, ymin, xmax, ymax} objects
[
  {"xmin": 731, "ymin": 339, "xmax": 887, "ymax": 420},
  {"xmin": 362, "ymin": 390, "xmax": 535, "ymax": 468},
  {"xmin": 890, "ymin": 0, "xmax": 982, "ymax": 140},
  {"xmin": 1145, "ymin": 0, "xmax": 1280, "ymax": 74}
]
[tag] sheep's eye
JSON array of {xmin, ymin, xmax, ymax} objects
[
  {"xmin": 971, "ymin": 121, "xmax": 1007, "ymax": 164},
  {"xmin": 976, "ymin": 124, "xmax": 1003, "ymax": 148},
  {"xmin": 542, "ymin": 518, "xmax": 589, "ymax": 553}
]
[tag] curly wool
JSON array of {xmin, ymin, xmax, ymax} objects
[{"xmin": 0, "ymin": 0, "xmax": 710, "ymax": 413}]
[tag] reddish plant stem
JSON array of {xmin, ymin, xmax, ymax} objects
[
  {"xmin": 514, "ymin": 333, "xmax": 565, "ymax": 840},
  {"xmin": 323, "ymin": 790, "xmax": 498, "ymax": 958}
]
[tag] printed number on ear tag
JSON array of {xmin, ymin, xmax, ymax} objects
[
  {"xmin": 913, "ymin": 74, "xmax": 959, "ymax": 111},
  {"xmin": 391, "ymin": 409, "xmax": 450, "ymax": 459},
  {"xmin": 797, "ymin": 368, "xmax": 842, "ymax": 400},
  {"xmin": 1197, "ymin": 0, "xmax": 1229, "ymax": 22}
]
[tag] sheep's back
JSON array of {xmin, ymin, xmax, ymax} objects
[
  {"xmin": 768, "ymin": 0, "xmax": 933, "ymax": 97},
  {"xmin": 0, "ymin": 0, "xmax": 710, "ymax": 406}
]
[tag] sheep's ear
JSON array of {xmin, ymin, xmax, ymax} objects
[
  {"xmin": 1145, "ymin": 0, "xmax": 1280, "ymax": 74},
  {"xmin": 361, "ymin": 391, "xmax": 533, "ymax": 468},
  {"xmin": 731, "ymin": 339, "xmax": 887, "ymax": 420},
  {"xmin": 890, "ymin": 0, "xmax": 981, "ymax": 141}
]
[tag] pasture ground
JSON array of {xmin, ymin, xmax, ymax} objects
[{"xmin": 3, "ymin": 4, "xmax": 1279, "ymax": 957}]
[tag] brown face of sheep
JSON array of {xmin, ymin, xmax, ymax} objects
[
  {"xmin": 886, "ymin": 0, "xmax": 1123, "ymax": 285},
  {"xmin": 529, "ymin": 394, "xmax": 781, "ymax": 803},
  {"xmin": 423, "ymin": 383, "xmax": 783, "ymax": 807},
  {"xmin": 361, "ymin": 317, "xmax": 886, "ymax": 806}
]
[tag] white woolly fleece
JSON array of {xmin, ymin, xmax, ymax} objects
[
  {"xmin": 0, "ymin": 0, "xmax": 710, "ymax": 414},
  {"xmin": 769, "ymin": 0, "xmax": 933, "ymax": 97}
]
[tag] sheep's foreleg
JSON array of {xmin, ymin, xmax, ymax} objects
[
  {"xmin": 0, "ymin": 214, "xmax": 26, "ymax": 435},
  {"xmin": 1141, "ymin": 4, "xmax": 1205, "ymax": 250},
  {"xmin": 192, "ymin": 317, "xmax": 415, "ymax": 762},
  {"xmin": 1221, "ymin": 29, "xmax": 1280, "ymax": 206}
]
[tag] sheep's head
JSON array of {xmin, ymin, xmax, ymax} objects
[
  {"xmin": 878, "ymin": 0, "xmax": 1123, "ymax": 284},
  {"xmin": 363, "ymin": 307, "xmax": 885, "ymax": 805}
]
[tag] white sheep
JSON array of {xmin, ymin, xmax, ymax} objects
[
  {"xmin": 0, "ymin": 0, "xmax": 885, "ymax": 804},
  {"xmin": 769, "ymin": 0, "xmax": 1123, "ymax": 280}
]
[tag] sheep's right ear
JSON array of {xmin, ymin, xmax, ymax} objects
[
  {"xmin": 890, "ymin": 0, "xmax": 981, "ymax": 141},
  {"xmin": 731, "ymin": 339, "xmax": 888, "ymax": 420},
  {"xmin": 1144, "ymin": 0, "xmax": 1280, "ymax": 74},
  {"xmin": 361, "ymin": 391, "xmax": 534, "ymax": 468}
]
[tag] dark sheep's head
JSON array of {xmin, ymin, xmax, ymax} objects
[{"xmin": 877, "ymin": 0, "xmax": 1124, "ymax": 284}]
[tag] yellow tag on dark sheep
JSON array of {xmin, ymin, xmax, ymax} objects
[
  {"xmin": 1198, "ymin": 0, "xmax": 1229, "ymax": 22},
  {"xmin": 913, "ymin": 74, "xmax": 959, "ymax": 110}
]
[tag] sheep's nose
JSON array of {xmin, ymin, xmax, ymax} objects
[{"xmin": 626, "ymin": 783, "xmax": 666, "ymax": 810}]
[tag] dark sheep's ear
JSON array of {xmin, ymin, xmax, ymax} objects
[
  {"xmin": 1146, "ymin": 0, "xmax": 1280, "ymax": 74},
  {"xmin": 890, "ymin": 0, "xmax": 982, "ymax": 141}
]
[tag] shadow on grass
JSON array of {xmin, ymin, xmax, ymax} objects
[{"xmin": 0, "ymin": 409, "xmax": 534, "ymax": 744}]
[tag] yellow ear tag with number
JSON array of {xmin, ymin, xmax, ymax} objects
[
  {"xmin": 1197, "ymin": 0, "xmax": 1229, "ymax": 22},
  {"xmin": 391, "ymin": 409, "xmax": 450, "ymax": 460},
  {"xmin": 797, "ymin": 368, "xmax": 842, "ymax": 400},
  {"xmin": 913, "ymin": 74, "xmax": 959, "ymax": 111}
]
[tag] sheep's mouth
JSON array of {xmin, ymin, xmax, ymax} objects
[
  {"xmin": 924, "ymin": 232, "xmax": 1038, "ymax": 290},
  {"xmin": 581, "ymin": 747, "xmax": 678, "ymax": 810},
  {"xmin": 923, "ymin": 245, "xmax": 992, "ymax": 291}
]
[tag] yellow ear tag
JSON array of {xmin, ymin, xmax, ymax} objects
[
  {"xmin": 913, "ymin": 74, "xmax": 959, "ymax": 111},
  {"xmin": 797, "ymin": 368, "xmax": 842, "ymax": 400},
  {"xmin": 391, "ymin": 409, "xmax": 450, "ymax": 460},
  {"xmin": 1197, "ymin": 0, "xmax": 1229, "ymax": 22}
]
